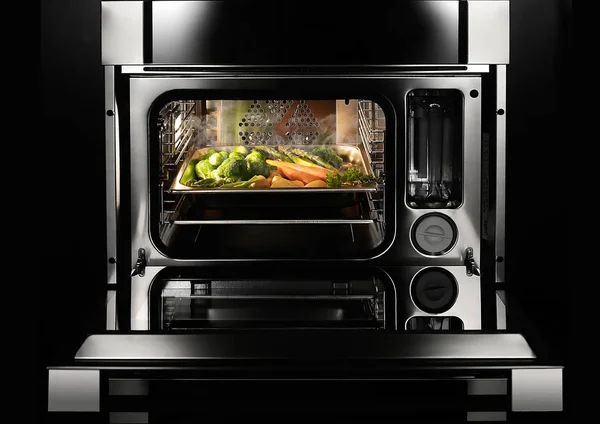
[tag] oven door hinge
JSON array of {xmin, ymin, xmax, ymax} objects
[
  {"xmin": 464, "ymin": 247, "xmax": 481, "ymax": 277},
  {"xmin": 131, "ymin": 248, "xmax": 147, "ymax": 277}
]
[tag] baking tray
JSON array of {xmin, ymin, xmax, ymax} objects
[{"xmin": 168, "ymin": 144, "xmax": 378, "ymax": 194}]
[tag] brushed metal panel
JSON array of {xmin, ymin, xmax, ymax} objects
[
  {"xmin": 102, "ymin": 1, "xmax": 144, "ymax": 65},
  {"xmin": 105, "ymin": 66, "xmax": 118, "ymax": 286},
  {"xmin": 468, "ymin": 1, "xmax": 510, "ymax": 64},
  {"xmin": 48, "ymin": 369, "xmax": 100, "ymax": 412},
  {"xmin": 494, "ymin": 65, "xmax": 507, "ymax": 282},
  {"xmin": 512, "ymin": 368, "xmax": 563, "ymax": 412}
]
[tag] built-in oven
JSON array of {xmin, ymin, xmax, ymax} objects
[{"xmin": 47, "ymin": 2, "xmax": 565, "ymax": 423}]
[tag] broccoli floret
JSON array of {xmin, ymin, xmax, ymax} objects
[
  {"xmin": 219, "ymin": 151, "xmax": 229, "ymax": 160},
  {"xmin": 311, "ymin": 146, "xmax": 343, "ymax": 169},
  {"xmin": 246, "ymin": 149, "xmax": 266, "ymax": 161},
  {"xmin": 215, "ymin": 157, "xmax": 247, "ymax": 181},
  {"xmin": 229, "ymin": 152, "xmax": 246, "ymax": 161},
  {"xmin": 233, "ymin": 145, "xmax": 249, "ymax": 156},
  {"xmin": 246, "ymin": 157, "xmax": 271, "ymax": 178},
  {"xmin": 194, "ymin": 159, "xmax": 214, "ymax": 179}
]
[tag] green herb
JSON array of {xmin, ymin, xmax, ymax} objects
[
  {"xmin": 326, "ymin": 173, "xmax": 342, "ymax": 188},
  {"xmin": 325, "ymin": 166, "xmax": 382, "ymax": 188}
]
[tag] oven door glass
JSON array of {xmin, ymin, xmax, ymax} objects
[
  {"xmin": 149, "ymin": 266, "xmax": 396, "ymax": 331},
  {"xmin": 407, "ymin": 89, "xmax": 463, "ymax": 209}
]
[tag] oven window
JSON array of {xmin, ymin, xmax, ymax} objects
[
  {"xmin": 157, "ymin": 277, "xmax": 387, "ymax": 331},
  {"xmin": 407, "ymin": 89, "xmax": 463, "ymax": 209},
  {"xmin": 152, "ymin": 98, "xmax": 388, "ymax": 260}
]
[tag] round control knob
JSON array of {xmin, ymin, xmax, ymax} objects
[
  {"xmin": 412, "ymin": 213, "xmax": 457, "ymax": 256},
  {"xmin": 411, "ymin": 268, "xmax": 458, "ymax": 314}
]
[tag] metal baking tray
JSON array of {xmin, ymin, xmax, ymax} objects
[{"xmin": 168, "ymin": 144, "xmax": 378, "ymax": 194}]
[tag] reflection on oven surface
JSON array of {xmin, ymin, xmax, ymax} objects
[{"xmin": 159, "ymin": 278, "xmax": 387, "ymax": 330}]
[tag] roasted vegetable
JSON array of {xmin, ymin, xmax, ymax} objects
[
  {"xmin": 246, "ymin": 159, "xmax": 271, "ymax": 178},
  {"xmin": 270, "ymin": 178, "xmax": 299, "ymax": 188},
  {"xmin": 208, "ymin": 152, "xmax": 225, "ymax": 167},
  {"xmin": 246, "ymin": 149, "xmax": 266, "ymax": 161},
  {"xmin": 290, "ymin": 148, "xmax": 338, "ymax": 171},
  {"xmin": 180, "ymin": 159, "xmax": 199, "ymax": 185},
  {"xmin": 266, "ymin": 160, "xmax": 330, "ymax": 185},
  {"xmin": 254, "ymin": 145, "xmax": 295, "ymax": 162},
  {"xmin": 312, "ymin": 146, "xmax": 343, "ymax": 169},
  {"xmin": 304, "ymin": 180, "xmax": 328, "ymax": 188},
  {"xmin": 194, "ymin": 159, "xmax": 214, "ymax": 179},
  {"xmin": 233, "ymin": 145, "xmax": 249, "ymax": 156},
  {"xmin": 325, "ymin": 165, "xmax": 380, "ymax": 188},
  {"xmin": 229, "ymin": 152, "xmax": 246, "ymax": 161},
  {"xmin": 249, "ymin": 176, "xmax": 270, "ymax": 189},
  {"xmin": 281, "ymin": 149, "xmax": 318, "ymax": 168},
  {"xmin": 220, "ymin": 175, "xmax": 266, "ymax": 188},
  {"xmin": 189, "ymin": 177, "xmax": 225, "ymax": 188},
  {"xmin": 215, "ymin": 157, "xmax": 247, "ymax": 181}
]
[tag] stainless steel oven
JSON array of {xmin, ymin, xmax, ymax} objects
[{"xmin": 48, "ymin": 2, "xmax": 564, "ymax": 422}]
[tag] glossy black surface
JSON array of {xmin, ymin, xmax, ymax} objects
[
  {"xmin": 74, "ymin": 332, "xmax": 536, "ymax": 361},
  {"xmin": 151, "ymin": 1, "xmax": 462, "ymax": 65}
]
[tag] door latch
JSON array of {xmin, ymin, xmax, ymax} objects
[
  {"xmin": 131, "ymin": 248, "xmax": 147, "ymax": 277},
  {"xmin": 464, "ymin": 247, "xmax": 481, "ymax": 277}
]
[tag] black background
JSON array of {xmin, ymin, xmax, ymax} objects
[{"xmin": 39, "ymin": 0, "xmax": 572, "ymax": 421}]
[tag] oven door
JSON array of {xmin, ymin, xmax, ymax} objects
[
  {"xmin": 47, "ymin": 332, "xmax": 564, "ymax": 423},
  {"xmin": 122, "ymin": 72, "xmax": 482, "ymax": 266}
]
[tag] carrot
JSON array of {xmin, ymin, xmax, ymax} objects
[
  {"xmin": 266, "ymin": 160, "xmax": 333, "ymax": 182},
  {"xmin": 278, "ymin": 167, "xmax": 322, "ymax": 185}
]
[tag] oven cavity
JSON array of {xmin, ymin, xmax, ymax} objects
[{"xmin": 153, "ymin": 98, "xmax": 388, "ymax": 260}]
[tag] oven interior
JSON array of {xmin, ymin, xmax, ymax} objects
[{"xmin": 152, "ymin": 98, "xmax": 387, "ymax": 259}]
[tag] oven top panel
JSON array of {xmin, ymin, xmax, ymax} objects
[
  {"xmin": 152, "ymin": 1, "xmax": 461, "ymax": 65},
  {"xmin": 103, "ymin": 0, "xmax": 464, "ymax": 66}
]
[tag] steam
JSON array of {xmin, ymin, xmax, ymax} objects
[
  {"xmin": 162, "ymin": 99, "xmax": 362, "ymax": 158},
  {"xmin": 316, "ymin": 113, "xmax": 337, "ymax": 145}
]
